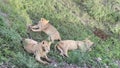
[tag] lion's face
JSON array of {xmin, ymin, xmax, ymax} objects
[
  {"xmin": 84, "ymin": 39, "xmax": 93, "ymax": 47},
  {"xmin": 39, "ymin": 18, "xmax": 49, "ymax": 25},
  {"xmin": 37, "ymin": 18, "xmax": 49, "ymax": 29},
  {"xmin": 40, "ymin": 40, "xmax": 51, "ymax": 53}
]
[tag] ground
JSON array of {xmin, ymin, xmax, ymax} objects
[{"xmin": 0, "ymin": 0, "xmax": 120, "ymax": 68}]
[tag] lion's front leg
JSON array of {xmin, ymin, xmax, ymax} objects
[
  {"xmin": 31, "ymin": 25, "xmax": 39, "ymax": 29},
  {"xmin": 35, "ymin": 53, "xmax": 49, "ymax": 64},
  {"xmin": 57, "ymin": 46, "xmax": 65, "ymax": 57},
  {"xmin": 64, "ymin": 49, "xmax": 69, "ymax": 57},
  {"xmin": 28, "ymin": 25, "xmax": 41, "ymax": 32},
  {"xmin": 44, "ymin": 55, "xmax": 51, "ymax": 63},
  {"xmin": 31, "ymin": 27, "xmax": 41, "ymax": 32},
  {"xmin": 31, "ymin": 28, "xmax": 41, "ymax": 32}
]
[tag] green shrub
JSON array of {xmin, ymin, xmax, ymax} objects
[{"xmin": 0, "ymin": 0, "xmax": 119, "ymax": 68}]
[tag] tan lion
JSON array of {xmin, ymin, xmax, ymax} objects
[
  {"xmin": 29, "ymin": 18, "xmax": 61, "ymax": 42},
  {"xmin": 22, "ymin": 38, "xmax": 52, "ymax": 64},
  {"xmin": 55, "ymin": 38, "xmax": 94, "ymax": 57}
]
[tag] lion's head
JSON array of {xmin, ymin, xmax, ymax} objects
[{"xmin": 39, "ymin": 40, "xmax": 52, "ymax": 53}]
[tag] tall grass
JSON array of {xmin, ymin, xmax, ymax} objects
[{"xmin": 0, "ymin": 0, "xmax": 120, "ymax": 68}]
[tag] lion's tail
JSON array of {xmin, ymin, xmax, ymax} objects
[
  {"xmin": 54, "ymin": 43, "xmax": 58, "ymax": 52},
  {"xmin": 54, "ymin": 41, "xmax": 63, "ymax": 52}
]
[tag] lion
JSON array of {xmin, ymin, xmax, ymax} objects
[
  {"xmin": 29, "ymin": 18, "xmax": 61, "ymax": 42},
  {"xmin": 55, "ymin": 38, "xmax": 94, "ymax": 57},
  {"xmin": 21, "ymin": 38, "xmax": 52, "ymax": 64}
]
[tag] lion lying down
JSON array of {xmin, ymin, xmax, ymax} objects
[
  {"xmin": 22, "ymin": 38, "xmax": 52, "ymax": 64},
  {"xmin": 55, "ymin": 38, "xmax": 94, "ymax": 57}
]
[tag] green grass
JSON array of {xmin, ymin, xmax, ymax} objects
[{"xmin": 0, "ymin": 0, "xmax": 120, "ymax": 68}]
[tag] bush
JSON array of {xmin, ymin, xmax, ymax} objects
[{"xmin": 0, "ymin": 0, "xmax": 119, "ymax": 68}]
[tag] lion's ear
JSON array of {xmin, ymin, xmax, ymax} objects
[
  {"xmin": 42, "ymin": 41, "xmax": 44, "ymax": 44},
  {"xmin": 47, "ymin": 20, "xmax": 49, "ymax": 23},
  {"xmin": 41, "ymin": 18, "xmax": 49, "ymax": 24},
  {"xmin": 41, "ymin": 18, "xmax": 44, "ymax": 21}
]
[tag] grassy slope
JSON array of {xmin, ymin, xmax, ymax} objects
[{"xmin": 0, "ymin": 0, "xmax": 120, "ymax": 68}]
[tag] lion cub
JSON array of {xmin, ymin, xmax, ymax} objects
[
  {"xmin": 22, "ymin": 38, "xmax": 52, "ymax": 64},
  {"xmin": 29, "ymin": 18, "xmax": 61, "ymax": 42},
  {"xmin": 55, "ymin": 38, "xmax": 94, "ymax": 57}
]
